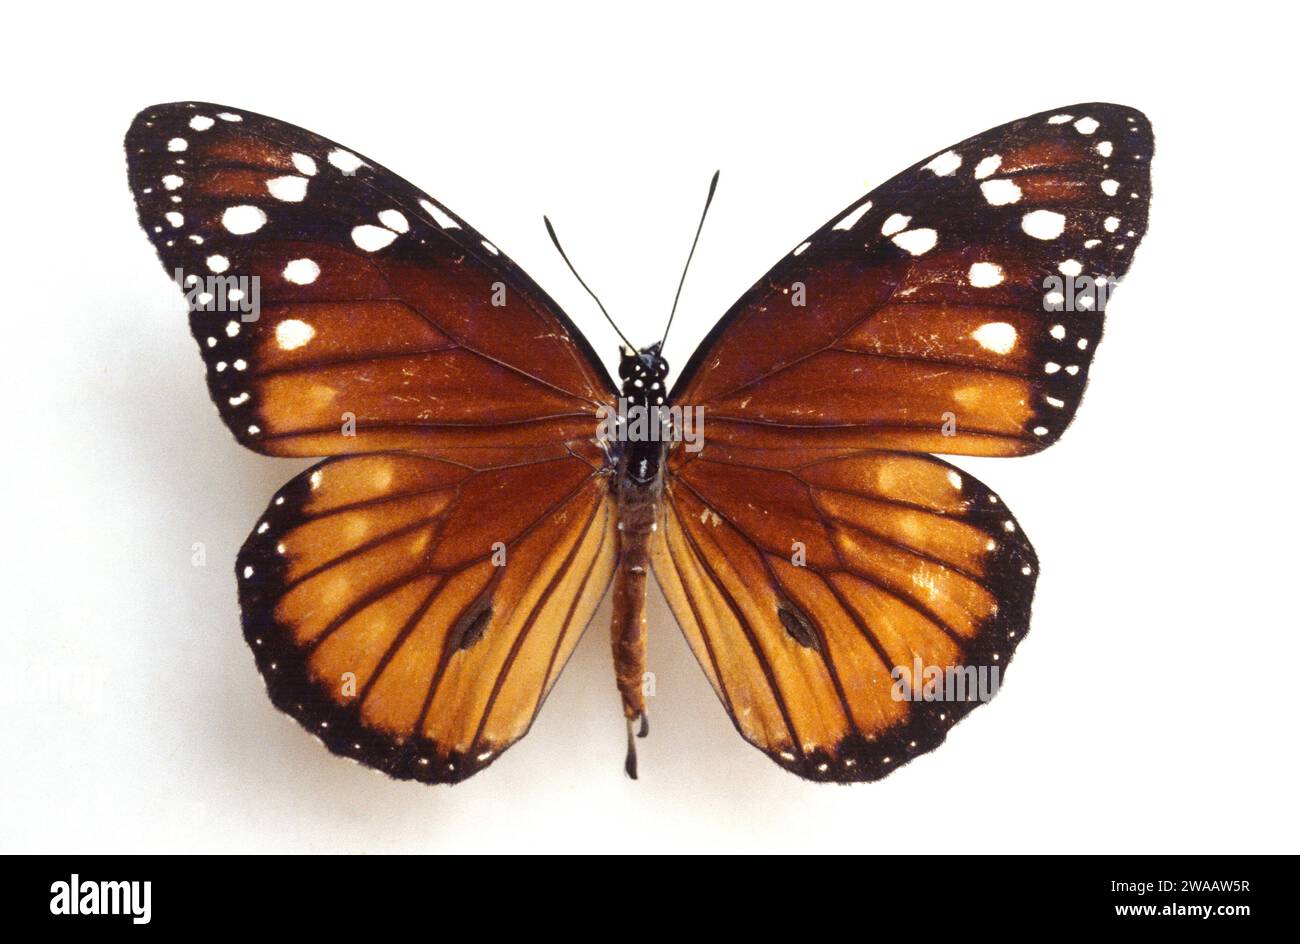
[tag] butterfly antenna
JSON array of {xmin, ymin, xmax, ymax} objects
[
  {"xmin": 544, "ymin": 215, "xmax": 636, "ymax": 352},
  {"xmin": 659, "ymin": 169, "xmax": 720, "ymax": 352}
]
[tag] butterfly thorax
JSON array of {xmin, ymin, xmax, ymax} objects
[{"xmin": 615, "ymin": 343, "xmax": 670, "ymax": 482}]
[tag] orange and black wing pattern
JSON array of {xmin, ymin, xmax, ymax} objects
[
  {"xmin": 125, "ymin": 102, "xmax": 615, "ymax": 459},
  {"xmin": 239, "ymin": 445, "xmax": 616, "ymax": 782},
  {"xmin": 126, "ymin": 103, "xmax": 618, "ymax": 782},
  {"xmin": 657, "ymin": 104, "xmax": 1152, "ymax": 781},
  {"xmin": 673, "ymin": 104, "xmax": 1151, "ymax": 457},
  {"xmin": 655, "ymin": 444, "xmax": 1035, "ymax": 781}
]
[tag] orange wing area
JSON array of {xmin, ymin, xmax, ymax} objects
[
  {"xmin": 125, "ymin": 103, "xmax": 615, "ymax": 457},
  {"xmin": 652, "ymin": 103, "xmax": 1150, "ymax": 779},
  {"xmin": 237, "ymin": 443, "xmax": 617, "ymax": 783},
  {"xmin": 127, "ymin": 104, "xmax": 624, "ymax": 783},
  {"xmin": 653, "ymin": 444, "xmax": 1035, "ymax": 782},
  {"xmin": 672, "ymin": 103, "xmax": 1152, "ymax": 457}
]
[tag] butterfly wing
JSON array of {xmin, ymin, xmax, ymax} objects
[
  {"xmin": 672, "ymin": 103, "xmax": 1151, "ymax": 456},
  {"xmin": 653, "ymin": 444, "xmax": 1034, "ymax": 781},
  {"xmin": 126, "ymin": 103, "xmax": 619, "ymax": 782},
  {"xmin": 240, "ymin": 444, "xmax": 616, "ymax": 782},
  {"xmin": 126, "ymin": 102, "xmax": 615, "ymax": 458},
  {"xmin": 658, "ymin": 104, "xmax": 1152, "ymax": 781}
]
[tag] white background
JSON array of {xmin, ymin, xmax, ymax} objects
[{"xmin": 2, "ymin": 0, "xmax": 1297, "ymax": 854}]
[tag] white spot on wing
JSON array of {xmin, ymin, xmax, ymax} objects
[
  {"xmin": 328, "ymin": 149, "xmax": 363, "ymax": 174},
  {"xmin": 276, "ymin": 319, "xmax": 316, "ymax": 350},
  {"xmin": 980, "ymin": 179, "xmax": 1021, "ymax": 205},
  {"xmin": 968, "ymin": 262, "xmax": 1004, "ymax": 287},
  {"xmin": 924, "ymin": 150, "xmax": 961, "ymax": 176},
  {"xmin": 222, "ymin": 205, "xmax": 267, "ymax": 234},
  {"xmin": 378, "ymin": 209, "xmax": 409, "ymax": 232},
  {"xmin": 283, "ymin": 258, "xmax": 320, "ymax": 285},
  {"xmin": 973, "ymin": 154, "xmax": 1001, "ymax": 179},
  {"xmin": 891, "ymin": 228, "xmax": 937, "ymax": 255},
  {"xmin": 419, "ymin": 199, "xmax": 459, "ymax": 229},
  {"xmin": 266, "ymin": 176, "xmax": 308, "ymax": 202},
  {"xmin": 971, "ymin": 322, "xmax": 1017, "ymax": 354},
  {"xmin": 881, "ymin": 213, "xmax": 911, "ymax": 236},
  {"xmin": 1022, "ymin": 210, "xmax": 1065, "ymax": 240},
  {"xmin": 352, "ymin": 224, "xmax": 397, "ymax": 251},
  {"xmin": 832, "ymin": 201, "xmax": 871, "ymax": 231}
]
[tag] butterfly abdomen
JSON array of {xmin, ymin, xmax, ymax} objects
[
  {"xmin": 612, "ymin": 464, "xmax": 658, "ymax": 707},
  {"xmin": 611, "ymin": 441, "xmax": 663, "ymax": 777}
]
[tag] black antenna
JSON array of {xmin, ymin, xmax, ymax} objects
[
  {"xmin": 544, "ymin": 215, "xmax": 636, "ymax": 352},
  {"xmin": 659, "ymin": 169, "xmax": 720, "ymax": 352}
]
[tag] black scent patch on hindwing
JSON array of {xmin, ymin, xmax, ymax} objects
[{"xmin": 777, "ymin": 601, "xmax": 820, "ymax": 650}]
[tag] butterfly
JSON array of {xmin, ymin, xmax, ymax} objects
[{"xmin": 125, "ymin": 102, "xmax": 1151, "ymax": 784}]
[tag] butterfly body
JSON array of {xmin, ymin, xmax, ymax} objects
[
  {"xmin": 126, "ymin": 101, "xmax": 1151, "ymax": 784},
  {"xmin": 609, "ymin": 344, "xmax": 671, "ymax": 759}
]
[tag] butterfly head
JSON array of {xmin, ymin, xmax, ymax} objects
[{"xmin": 618, "ymin": 343, "xmax": 669, "ymax": 406}]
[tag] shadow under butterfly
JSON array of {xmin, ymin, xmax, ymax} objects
[{"xmin": 124, "ymin": 102, "xmax": 1152, "ymax": 784}]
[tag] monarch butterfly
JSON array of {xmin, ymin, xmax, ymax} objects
[{"xmin": 125, "ymin": 102, "xmax": 1151, "ymax": 783}]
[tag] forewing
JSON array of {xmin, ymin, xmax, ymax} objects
[
  {"xmin": 125, "ymin": 102, "xmax": 616, "ymax": 457},
  {"xmin": 672, "ymin": 103, "xmax": 1152, "ymax": 456}
]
